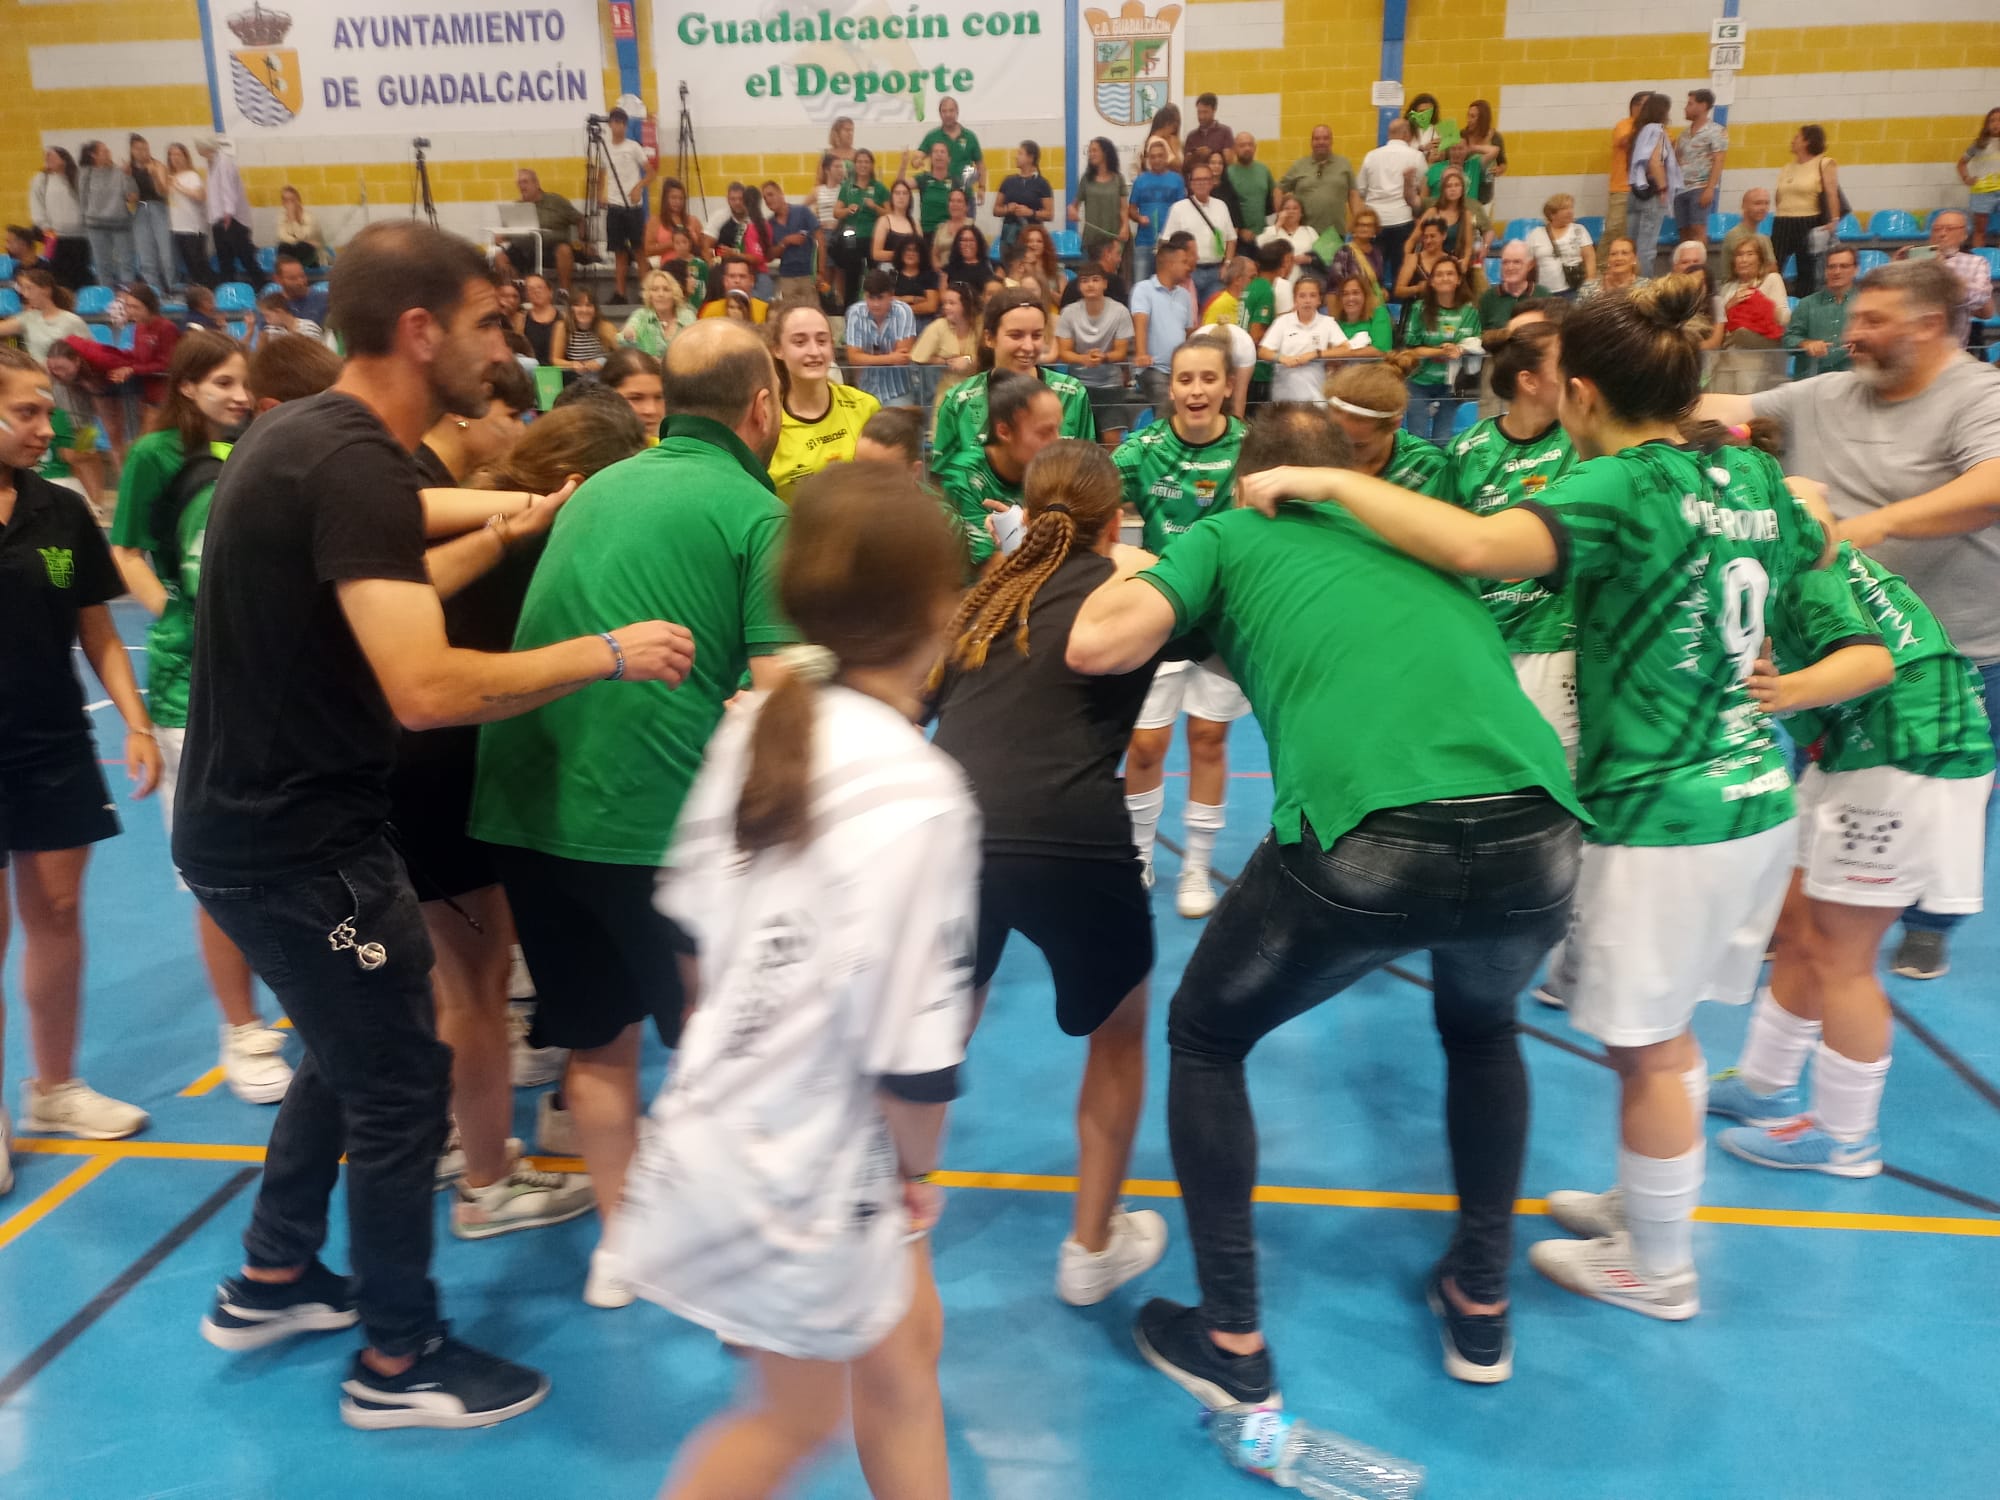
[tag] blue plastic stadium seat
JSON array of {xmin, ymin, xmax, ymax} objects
[
  {"xmin": 75, "ymin": 285, "xmax": 115, "ymax": 316},
  {"xmin": 1131, "ymin": 406, "xmax": 1156, "ymax": 432},
  {"xmin": 1869, "ymin": 210, "xmax": 1924, "ymax": 241},
  {"xmin": 0, "ymin": 289, "xmax": 19, "ymax": 317},
  {"xmin": 1578, "ymin": 215, "xmax": 1605, "ymax": 243},
  {"xmin": 1856, "ymin": 249, "xmax": 1890, "ymax": 274},
  {"xmin": 1974, "ymin": 248, "xmax": 2000, "ymax": 277},
  {"xmin": 1051, "ymin": 229, "xmax": 1081, "ymax": 259},
  {"xmin": 0, "ymin": 255, "xmax": 15, "ymax": 280},
  {"xmin": 1837, "ymin": 212, "xmax": 1864, "ymax": 239},
  {"xmin": 1484, "ymin": 257, "xmax": 1501, "ymax": 285},
  {"xmin": 215, "ymin": 281, "xmax": 257, "ymax": 312},
  {"xmin": 257, "ymin": 246, "xmax": 277, "ymax": 273},
  {"xmin": 114, "ymin": 323, "xmax": 136, "ymax": 350},
  {"xmin": 227, "ymin": 318, "xmax": 252, "ymax": 341},
  {"xmin": 85, "ymin": 322, "xmax": 112, "ymax": 343},
  {"xmin": 1451, "ymin": 400, "xmax": 1479, "ymax": 435},
  {"xmin": 1708, "ymin": 211, "xmax": 1740, "ymax": 240},
  {"xmin": 261, "ymin": 281, "xmax": 284, "ymax": 298},
  {"xmin": 1505, "ymin": 217, "xmax": 1539, "ymax": 245}
]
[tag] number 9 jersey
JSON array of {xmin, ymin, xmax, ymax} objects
[{"xmin": 1518, "ymin": 441, "xmax": 1826, "ymax": 847}]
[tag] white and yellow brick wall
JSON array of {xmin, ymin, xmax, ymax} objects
[{"xmin": 5, "ymin": 0, "xmax": 1996, "ymax": 250}]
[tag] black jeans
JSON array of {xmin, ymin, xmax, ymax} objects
[
  {"xmin": 1771, "ymin": 214, "xmax": 1821, "ymax": 296},
  {"xmin": 187, "ymin": 834, "xmax": 448, "ymax": 1357},
  {"xmin": 1166, "ymin": 794, "xmax": 1579, "ymax": 1328},
  {"xmin": 210, "ymin": 218, "xmax": 259, "ymax": 284},
  {"xmin": 172, "ymin": 230, "xmax": 213, "ymax": 288},
  {"xmin": 1376, "ymin": 220, "xmax": 1415, "ymax": 285}
]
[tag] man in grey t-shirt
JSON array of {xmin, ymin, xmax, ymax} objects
[
  {"xmin": 1056, "ymin": 264, "xmax": 1138, "ymax": 438},
  {"xmin": 1705, "ymin": 260, "xmax": 2000, "ymax": 980}
]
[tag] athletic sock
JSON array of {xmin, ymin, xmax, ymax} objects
[
  {"xmin": 1126, "ymin": 786, "xmax": 1165, "ymax": 866},
  {"xmin": 1182, "ymin": 801, "xmax": 1225, "ymax": 874},
  {"xmin": 1619, "ymin": 1143, "xmax": 1703, "ymax": 1277},
  {"xmin": 1736, "ymin": 987, "xmax": 1821, "ymax": 1094},
  {"xmin": 1682, "ymin": 1053, "xmax": 1710, "ymax": 1121},
  {"xmin": 1810, "ymin": 1042, "xmax": 1891, "ymax": 1141}
]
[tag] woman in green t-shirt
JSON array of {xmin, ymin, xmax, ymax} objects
[
  {"xmin": 1330, "ymin": 273, "xmax": 1394, "ymax": 357},
  {"xmin": 105, "ymin": 331, "xmax": 295, "ymax": 1106},
  {"xmin": 831, "ymin": 149, "xmax": 890, "ymax": 306},
  {"xmin": 1398, "ymin": 257, "xmax": 1484, "ymax": 441},
  {"xmin": 1068, "ymin": 136, "xmax": 1130, "ymax": 262},
  {"xmin": 1240, "ymin": 273, "xmax": 1841, "ymax": 1325}
]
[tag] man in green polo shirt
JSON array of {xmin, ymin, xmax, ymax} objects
[
  {"xmin": 906, "ymin": 140, "xmax": 958, "ymax": 239},
  {"xmin": 1224, "ymin": 133, "xmax": 1276, "ymax": 249},
  {"xmin": 1066, "ymin": 404, "xmax": 1584, "ymax": 1400},
  {"xmin": 918, "ymin": 95, "xmax": 985, "ymax": 207},
  {"xmin": 470, "ymin": 321, "xmax": 796, "ymax": 1304},
  {"xmin": 1278, "ymin": 124, "xmax": 1360, "ymax": 238}
]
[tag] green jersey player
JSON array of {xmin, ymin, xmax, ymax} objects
[
  {"xmin": 1113, "ymin": 335, "xmax": 1250, "ymax": 916},
  {"xmin": 937, "ymin": 372, "xmax": 1065, "ymax": 573},
  {"xmin": 1439, "ymin": 322, "xmax": 1580, "ymax": 759},
  {"xmin": 1715, "ymin": 526, "xmax": 1992, "ymax": 1179},
  {"xmin": 1236, "ymin": 275, "xmax": 1839, "ymax": 1324},
  {"xmin": 930, "ymin": 289, "xmax": 1095, "ymax": 476},
  {"xmin": 1324, "ymin": 362, "xmax": 1447, "ymax": 497}
]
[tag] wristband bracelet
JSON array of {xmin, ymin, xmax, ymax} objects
[{"xmin": 600, "ymin": 631, "xmax": 625, "ymax": 681}]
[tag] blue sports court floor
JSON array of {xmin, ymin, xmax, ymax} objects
[{"xmin": 5, "ymin": 600, "xmax": 1998, "ymax": 1498}]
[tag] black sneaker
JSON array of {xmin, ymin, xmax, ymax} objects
[
  {"xmin": 1426, "ymin": 1266, "xmax": 1513, "ymax": 1385},
  {"xmin": 339, "ymin": 1334, "xmax": 550, "ymax": 1430},
  {"xmin": 1131, "ymin": 1298, "xmax": 1278, "ymax": 1411},
  {"xmin": 1891, "ymin": 928, "xmax": 1949, "ymax": 980},
  {"xmin": 200, "ymin": 1259, "xmax": 358, "ymax": 1352}
]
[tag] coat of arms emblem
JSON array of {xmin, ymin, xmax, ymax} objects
[
  {"xmin": 227, "ymin": 4, "xmax": 301, "ymax": 128},
  {"xmin": 1085, "ymin": 1, "xmax": 1178, "ymax": 129}
]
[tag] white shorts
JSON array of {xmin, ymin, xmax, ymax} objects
[
  {"xmin": 1796, "ymin": 763, "xmax": 1991, "ymax": 914},
  {"xmin": 1136, "ymin": 659, "xmax": 1251, "ymax": 731},
  {"xmin": 1566, "ymin": 820, "xmax": 1795, "ymax": 1049},
  {"xmin": 156, "ymin": 726, "xmax": 188, "ymax": 889},
  {"xmin": 1512, "ymin": 650, "xmax": 1579, "ymax": 763}
]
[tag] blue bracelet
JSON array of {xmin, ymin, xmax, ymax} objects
[{"xmin": 600, "ymin": 631, "xmax": 625, "ymax": 681}]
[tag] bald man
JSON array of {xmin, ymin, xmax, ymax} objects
[{"xmin": 471, "ymin": 319, "xmax": 798, "ymax": 1308}]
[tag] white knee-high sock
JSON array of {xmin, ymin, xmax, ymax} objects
[
  {"xmin": 1619, "ymin": 1143, "xmax": 1704, "ymax": 1277},
  {"xmin": 1811, "ymin": 1042, "xmax": 1891, "ymax": 1141},
  {"xmin": 1126, "ymin": 786, "xmax": 1165, "ymax": 865},
  {"xmin": 1736, "ymin": 987, "xmax": 1821, "ymax": 1093},
  {"xmin": 1183, "ymin": 800, "xmax": 1225, "ymax": 874}
]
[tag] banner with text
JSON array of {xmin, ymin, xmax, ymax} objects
[
  {"xmin": 1074, "ymin": 1, "xmax": 1182, "ymax": 186},
  {"xmin": 658, "ymin": 0, "xmax": 1064, "ymax": 134},
  {"xmin": 204, "ymin": 1, "xmax": 606, "ymax": 138}
]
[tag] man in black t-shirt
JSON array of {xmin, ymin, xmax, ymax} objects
[
  {"xmin": 0, "ymin": 347, "xmax": 161, "ymax": 1183},
  {"xmin": 179, "ymin": 222, "xmax": 694, "ymax": 1432}
]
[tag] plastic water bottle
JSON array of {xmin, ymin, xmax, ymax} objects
[{"xmin": 1206, "ymin": 1406, "xmax": 1425, "ymax": 1499}]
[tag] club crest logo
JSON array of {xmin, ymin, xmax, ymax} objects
[
  {"xmin": 227, "ymin": 4, "xmax": 301, "ymax": 128},
  {"xmin": 37, "ymin": 546, "xmax": 73, "ymax": 588},
  {"xmin": 1086, "ymin": 1, "xmax": 1178, "ymax": 128}
]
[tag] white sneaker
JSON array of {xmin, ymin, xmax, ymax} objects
[
  {"xmin": 536, "ymin": 1094, "xmax": 578, "ymax": 1156},
  {"xmin": 1528, "ymin": 1232, "xmax": 1699, "ymax": 1321},
  {"xmin": 1544, "ymin": 1186, "xmax": 1625, "ymax": 1239},
  {"xmin": 220, "ymin": 1022, "xmax": 293, "ymax": 1105},
  {"xmin": 584, "ymin": 1245, "xmax": 634, "ymax": 1309},
  {"xmin": 0, "ymin": 1106, "xmax": 13, "ymax": 1198},
  {"xmin": 438, "ymin": 1131, "xmax": 523, "ymax": 1191},
  {"xmin": 20, "ymin": 1078, "xmax": 148, "ymax": 1140},
  {"xmin": 508, "ymin": 1004, "xmax": 567, "ymax": 1089},
  {"xmin": 1057, "ymin": 1207, "xmax": 1169, "ymax": 1306},
  {"xmin": 1175, "ymin": 867, "xmax": 1216, "ymax": 919},
  {"xmin": 452, "ymin": 1162, "xmax": 595, "ymax": 1240},
  {"xmin": 1530, "ymin": 982, "xmax": 1568, "ymax": 1009},
  {"xmin": 1139, "ymin": 858, "xmax": 1155, "ymax": 891},
  {"xmin": 506, "ymin": 946, "xmax": 536, "ymax": 1001}
]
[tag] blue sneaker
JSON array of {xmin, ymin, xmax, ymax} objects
[
  {"xmin": 1718, "ymin": 1119, "xmax": 1883, "ymax": 1178},
  {"xmin": 1707, "ymin": 1068, "xmax": 1803, "ymax": 1128}
]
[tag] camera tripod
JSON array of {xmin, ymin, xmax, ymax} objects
[
  {"xmin": 410, "ymin": 138, "xmax": 438, "ymax": 229},
  {"xmin": 674, "ymin": 82, "xmax": 707, "ymax": 215},
  {"xmin": 582, "ymin": 114, "xmax": 627, "ymax": 239}
]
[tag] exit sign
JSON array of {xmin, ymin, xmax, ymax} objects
[{"xmin": 1710, "ymin": 18, "xmax": 1747, "ymax": 43}]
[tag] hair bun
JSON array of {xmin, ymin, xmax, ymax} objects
[{"xmin": 1629, "ymin": 271, "xmax": 1710, "ymax": 334}]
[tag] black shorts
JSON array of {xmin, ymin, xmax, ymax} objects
[
  {"xmin": 387, "ymin": 733, "xmax": 498, "ymax": 904},
  {"xmin": 973, "ymin": 853, "xmax": 1153, "ymax": 1036},
  {"xmin": 493, "ymin": 844, "xmax": 694, "ymax": 1051},
  {"xmin": 0, "ymin": 744, "xmax": 120, "ymax": 868},
  {"xmin": 604, "ymin": 205, "xmax": 645, "ymax": 258}
]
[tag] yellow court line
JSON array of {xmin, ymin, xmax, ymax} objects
[
  {"xmin": 9, "ymin": 1141, "xmax": 1998, "ymax": 1240},
  {"xmin": 0, "ymin": 1156, "xmax": 117, "ymax": 1254},
  {"xmin": 179, "ymin": 1018, "xmax": 294, "ymax": 1098}
]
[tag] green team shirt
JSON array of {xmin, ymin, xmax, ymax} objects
[
  {"xmin": 1382, "ymin": 428, "xmax": 1447, "ymax": 495},
  {"xmin": 108, "ymin": 429, "xmax": 198, "ymax": 727},
  {"xmin": 911, "ymin": 173, "xmax": 955, "ymax": 237},
  {"xmin": 1239, "ymin": 278, "xmax": 1277, "ymax": 381},
  {"xmin": 469, "ymin": 416, "xmax": 797, "ymax": 865},
  {"xmin": 936, "ymin": 448, "xmax": 1023, "ymax": 569},
  {"xmin": 1139, "ymin": 505, "xmax": 1586, "ymax": 845},
  {"xmin": 1526, "ymin": 441, "xmax": 1827, "ymax": 847},
  {"xmin": 1401, "ymin": 302, "xmax": 1484, "ymax": 389},
  {"xmin": 918, "ymin": 126, "xmax": 983, "ymax": 186},
  {"xmin": 931, "ymin": 368, "xmax": 1095, "ymax": 473},
  {"xmin": 1775, "ymin": 544, "xmax": 1995, "ymax": 781},
  {"xmin": 35, "ymin": 405, "xmax": 74, "ymax": 482},
  {"xmin": 1114, "ymin": 416, "xmax": 1246, "ymax": 554},
  {"xmin": 1440, "ymin": 416, "xmax": 1578, "ymax": 654},
  {"xmin": 836, "ymin": 179, "xmax": 891, "ymax": 243}
]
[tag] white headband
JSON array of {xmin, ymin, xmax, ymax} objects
[
  {"xmin": 1327, "ymin": 395, "xmax": 1398, "ymax": 420},
  {"xmin": 777, "ymin": 643, "xmax": 838, "ymax": 683}
]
